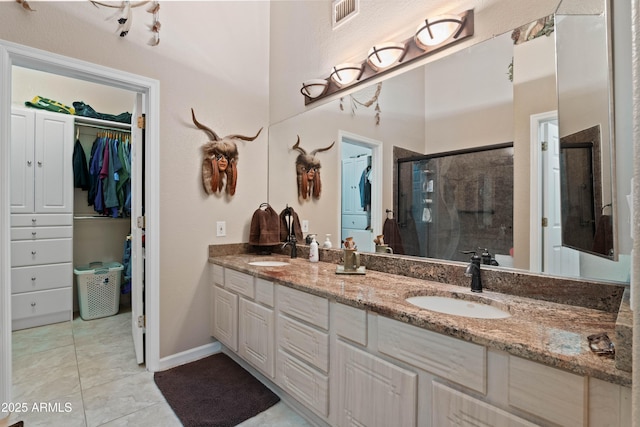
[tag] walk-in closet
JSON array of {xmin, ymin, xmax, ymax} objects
[{"xmin": 9, "ymin": 66, "xmax": 144, "ymax": 401}]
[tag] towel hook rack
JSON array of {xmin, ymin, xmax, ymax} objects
[{"xmin": 386, "ymin": 209, "xmax": 394, "ymax": 219}]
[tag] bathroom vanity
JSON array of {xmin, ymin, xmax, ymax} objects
[{"xmin": 208, "ymin": 250, "xmax": 630, "ymax": 427}]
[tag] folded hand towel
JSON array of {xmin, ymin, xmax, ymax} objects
[
  {"xmin": 279, "ymin": 207, "xmax": 303, "ymax": 242},
  {"xmin": 249, "ymin": 205, "xmax": 281, "ymax": 246}
]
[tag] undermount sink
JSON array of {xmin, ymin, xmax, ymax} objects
[
  {"xmin": 248, "ymin": 260, "xmax": 290, "ymax": 267},
  {"xmin": 405, "ymin": 295, "xmax": 511, "ymax": 319}
]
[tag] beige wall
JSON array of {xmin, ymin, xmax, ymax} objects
[{"xmin": 0, "ymin": 1, "xmax": 270, "ymax": 358}]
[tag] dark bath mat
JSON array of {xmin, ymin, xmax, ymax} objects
[{"xmin": 154, "ymin": 353, "xmax": 279, "ymax": 427}]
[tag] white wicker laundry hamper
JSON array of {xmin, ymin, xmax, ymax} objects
[{"xmin": 74, "ymin": 261, "xmax": 123, "ymax": 320}]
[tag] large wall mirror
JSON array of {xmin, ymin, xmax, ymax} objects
[{"xmin": 267, "ymin": 0, "xmax": 630, "ymax": 284}]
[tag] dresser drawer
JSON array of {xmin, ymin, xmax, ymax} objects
[
  {"xmin": 11, "ymin": 239, "xmax": 72, "ymax": 267},
  {"xmin": 11, "ymin": 214, "xmax": 72, "ymax": 227},
  {"xmin": 12, "ymin": 287, "xmax": 72, "ymax": 321},
  {"xmin": 278, "ymin": 313, "xmax": 329, "ymax": 372},
  {"xmin": 278, "ymin": 286, "xmax": 328, "ymax": 330},
  {"xmin": 12, "ymin": 263, "xmax": 72, "ymax": 294},
  {"xmin": 225, "ymin": 269, "xmax": 255, "ymax": 299},
  {"xmin": 11, "ymin": 225, "xmax": 72, "ymax": 241},
  {"xmin": 342, "ymin": 214, "xmax": 369, "ymax": 230}
]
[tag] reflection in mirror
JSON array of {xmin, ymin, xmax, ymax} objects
[
  {"xmin": 556, "ymin": 6, "xmax": 616, "ymax": 260},
  {"xmin": 397, "ymin": 144, "xmax": 513, "ymax": 264},
  {"xmin": 268, "ymin": 7, "xmax": 629, "ymax": 284}
]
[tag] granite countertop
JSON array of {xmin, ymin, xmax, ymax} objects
[{"xmin": 209, "ymin": 253, "xmax": 631, "ymax": 387}]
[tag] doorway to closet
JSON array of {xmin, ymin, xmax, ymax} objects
[{"xmin": 0, "ymin": 40, "xmax": 161, "ymax": 404}]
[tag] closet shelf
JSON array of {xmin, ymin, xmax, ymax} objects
[
  {"xmin": 75, "ymin": 116, "xmax": 132, "ymax": 131},
  {"xmin": 73, "ymin": 215, "xmax": 130, "ymax": 220}
]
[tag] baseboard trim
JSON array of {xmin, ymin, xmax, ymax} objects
[{"xmin": 156, "ymin": 341, "xmax": 221, "ymax": 371}]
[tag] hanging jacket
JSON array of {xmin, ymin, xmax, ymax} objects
[{"xmin": 72, "ymin": 139, "xmax": 90, "ymax": 190}]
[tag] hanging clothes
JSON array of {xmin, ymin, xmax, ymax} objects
[
  {"xmin": 72, "ymin": 139, "xmax": 90, "ymax": 190},
  {"xmin": 86, "ymin": 130, "xmax": 132, "ymax": 217},
  {"xmin": 359, "ymin": 165, "xmax": 371, "ymax": 209}
]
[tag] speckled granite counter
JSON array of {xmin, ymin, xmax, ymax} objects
[{"xmin": 209, "ymin": 252, "xmax": 631, "ymax": 387}]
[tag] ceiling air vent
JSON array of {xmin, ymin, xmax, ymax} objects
[{"xmin": 332, "ymin": 0, "xmax": 359, "ymax": 29}]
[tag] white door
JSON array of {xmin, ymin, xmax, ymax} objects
[
  {"xmin": 130, "ymin": 94, "xmax": 145, "ymax": 364},
  {"xmin": 542, "ymin": 121, "xmax": 579, "ymax": 276}
]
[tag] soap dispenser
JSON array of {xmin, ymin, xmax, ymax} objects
[
  {"xmin": 309, "ymin": 235, "xmax": 319, "ymax": 262},
  {"xmin": 323, "ymin": 234, "xmax": 332, "ymax": 249}
]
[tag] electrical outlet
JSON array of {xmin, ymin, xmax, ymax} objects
[
  {"xmin": 216, "ymin": 221, "xmax": 226, "ymax": 237},
  {"xmin": 301, "ymin": 220, "xmax": 309, "ymax": 232}
]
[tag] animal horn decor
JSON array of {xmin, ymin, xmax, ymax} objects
[
  {"xmin": 191, "ymin": 108, "xmax": 262, "ymax": 196},
  {"xmin": 292, "ymin": 135, "xmax": 335, "ymax": 200}
]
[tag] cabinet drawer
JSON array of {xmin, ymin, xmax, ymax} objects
[
  {"xmin": 334, "ymin": 303, "xmax": 367, "ymax": 346},
  {"xmin": 11, "ymin": 239, "xmax": 72, "ymax": 267},
  {"xmin": 255, "ymin": 278, "xmax": 274, "ymax": 307},
  {"xmin": 277, "ymin": 349, "xmax": 329, "ymax": 417},
  {"xmin": 433, "ymin": 382, "xmax": 538, "ymax": 427},
  {"xmin": 12, "ymin": 287, "xmax": 72, "ymax": 321},
  {"xmin": 12, "ymin": 263, "xmax": 72, "ymax": 294},
  {"xmin": 342, "ymin": 214, "xmax": 369, "ymax": 229},
  {"xmin": 278, "ymin": 286, "xmax": 328, "ymax": 330},
  {"xmin": 278, "ymin": 313, "xmax": 329, "ymax": 372},
  {"xmin": 508, "ymin": 356, "xmax": 586, "ymax": 426},
  {"xmin": 225, "ymin": 269, "xmax": 255, "ymax": 299},
  {"xmin": 11, "ymin": 225, "xmax": 72, "ymax": 240},
  {"xmin": 211, "ymin": 264, "xmax": 224, "ymax": 285},
  {"xmin": 11, "ymin": 214, "xmax": 72, "ymax": 227},
  {"xmin": 378, "ymin": 316, "xmax": 486, "ymax": 394}
]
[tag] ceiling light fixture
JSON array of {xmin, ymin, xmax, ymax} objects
[
  {"xmin": 301, "ymin": 9, "xmax": 474, "ymax": 105},
  {"xmin": 415, "ymin": 15, "xmax": 464, "ymax": 50},
  {"xmin": 366, "ymin": 42, "xmax": 407, "ymax": 71},
  {"xmin": 330, "ymin": 63, "xmax": 364, "ymax": 87}
]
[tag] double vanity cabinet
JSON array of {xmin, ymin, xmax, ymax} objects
[{"xmin": 209, "ymin": 257, "xmax": 631, "ymax": 427}]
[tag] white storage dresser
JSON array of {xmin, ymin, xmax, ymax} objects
[{"xmin": 10, "ymin": 107, "xmax": 74, "ymax": 330}]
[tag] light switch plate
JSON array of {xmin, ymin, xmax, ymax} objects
[
  {"xmin": 302, "ymin": 220, "xmax": 309, "ymax": 232},
  {"xmin": 216, "ymin": 221, "xmax": 226, "ymax": 237}
]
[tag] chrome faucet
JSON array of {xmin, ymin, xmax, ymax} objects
[
  {"xmin": 282, "ymin": 206, "xmax": 297, "ymax": 258},
  {"xmin": 463, "ymin": 251, "xmax": 483, "ymax": 293}
]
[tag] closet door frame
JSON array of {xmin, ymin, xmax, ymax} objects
[{"xmin": 0, "ymin": 39, "xmax": 161, "ymax": 404}]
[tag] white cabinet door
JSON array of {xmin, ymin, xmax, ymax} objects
[
  {"xmin": 212, "ymin": 285, "xmax": 238, "ymax": 352},
  {"xmin": 10, "ymin": 108, "xmax": 35, "ymax": 213},
  {"xmin": 34, "ymin": 110, "xmax": 74, "ymax": 213},
  {"xmin": 11, "ymin": 108, "xmax": 73, "ymax": 214},
  {"xmin": 239, "ymin": 298, "xmax": 275, "ymax": 378},
  {"xmin": 336, "ymin": 341, "xmax": 417, "ymax": 427}
]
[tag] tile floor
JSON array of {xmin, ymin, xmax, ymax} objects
[{"xmin": 8, "ymin": 309, "xmax": 311, "ymax": 427}]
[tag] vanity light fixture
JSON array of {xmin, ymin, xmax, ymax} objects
[
  {"xmin": 330, "ymin": 63, "xmax": 364, "ymax": 87},
  {"xmin": 415, "ymin": 15, "xmax": 465, "ymax": 50},
  {"xmin": 366, "ymin": 42, "xmax": 407, "ymax": 71},
  {"xmin": 300, "ymin": 79, "xmax": 329, "ymax": 99},
  {"xmin": 302, "ymin": 9, "xmax": 474, "ymax": 105}
]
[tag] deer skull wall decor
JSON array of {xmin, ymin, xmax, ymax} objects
[
  {"xmin": 292, "ymin": 135, "xmax": 335, "ymax": 201},
  {"xmin": 191, "ymin": 108, "xmax": 262, "ymax": 196}
]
